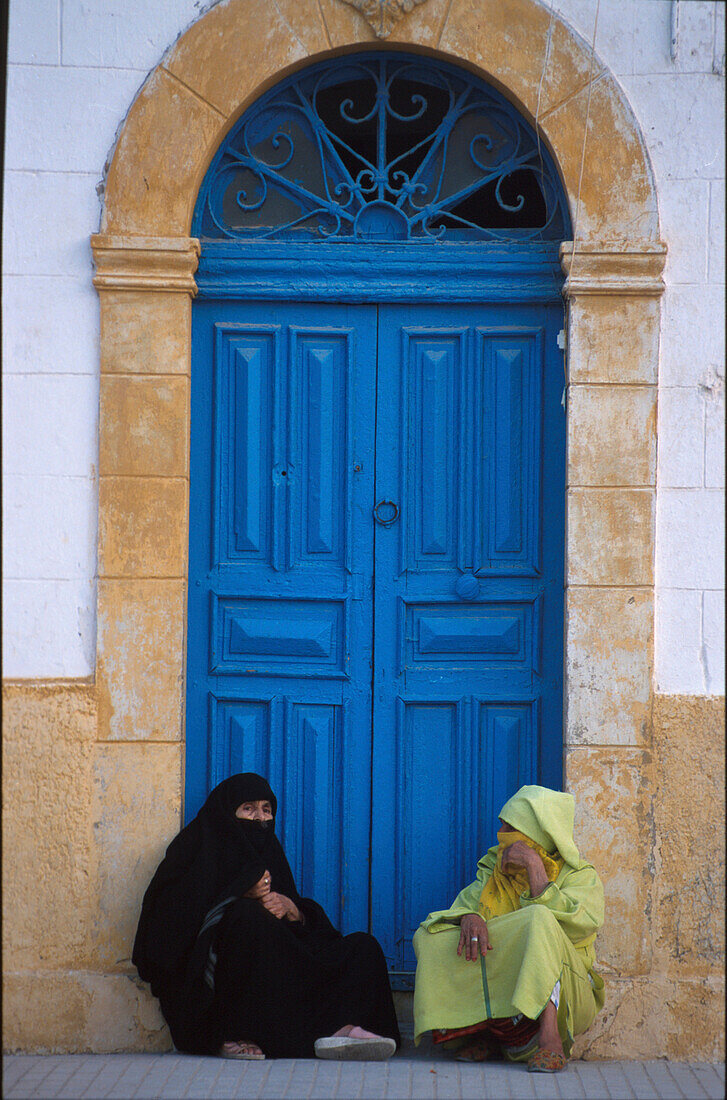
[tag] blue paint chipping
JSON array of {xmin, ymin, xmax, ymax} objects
[{"xmin": 186, "ymin": 51, "xmax": 569, "ymax": 972}]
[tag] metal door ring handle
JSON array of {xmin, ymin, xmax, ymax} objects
[{"xmin": 373, "ymin": 499, "xmax": 400, "ymax": 526}]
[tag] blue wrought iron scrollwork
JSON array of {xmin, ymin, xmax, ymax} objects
[{"xmin": 193, "ymin": 54, "xmax": 568, "ymax": 242}]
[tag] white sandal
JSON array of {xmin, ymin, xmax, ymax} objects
[{"xmin": 314, "ymin": 1035, "xmax": 396, "ymax": 1061}]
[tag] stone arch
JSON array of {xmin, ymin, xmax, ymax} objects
[
  {"xmin": 91, "ymin": 0, "xmax": 666, "ymax": 1050},
  {"xmin": 100, "ymin": 0, "xmax": 658, "ymax": 242}
]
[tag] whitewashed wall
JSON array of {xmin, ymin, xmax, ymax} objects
[{"xmin": 2, "ymin": 0, "xmax": 725, "ymax": 693}]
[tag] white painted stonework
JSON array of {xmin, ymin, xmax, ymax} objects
[{"xmin": 2, "ymin": 0, "xmax": 724, "ymax": 693}]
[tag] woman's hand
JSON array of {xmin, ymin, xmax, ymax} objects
[
  {"xmin": 244, "ymin": 870, "xmax": 272, "ymax": 900},
  {"xmin": 501, "ymin": 842, "xmax": 549, "ymax": 897},
  {"xmin": 457, "ymin": 914, "xmax": 492, "ymax": 961},
  {"xmin": 260, "ymin": 891, "xmax": 302, "ymax": 922}
]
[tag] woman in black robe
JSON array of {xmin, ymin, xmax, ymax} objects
[{"xmin": 132, "ymin": 773, "xmax": 400, "ymax": 1060}]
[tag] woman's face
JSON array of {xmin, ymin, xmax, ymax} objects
[
  {"xmin": 235, "ymin": 799, "xmax": 274, "ymax": 822},
  {"xmin": 498, "ymin": 818, "xmax": 515, "ymax": 836}
]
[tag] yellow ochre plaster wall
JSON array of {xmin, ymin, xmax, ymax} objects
[
  {"xmin": 3, "ymin": 685, "xmax": 723, "ymax": 1056},
  {"xmin": 2, "ymin": 0, "xmax": 724, "ymax": 1059}
]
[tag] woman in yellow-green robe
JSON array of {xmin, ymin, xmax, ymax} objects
[{"xmin": 413, "ymin": 786, "xmax": 605, "ymax": 1073}]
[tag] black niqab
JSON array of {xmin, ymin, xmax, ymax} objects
[{"xmin": 132, "ymin": 773, "xmax": 400, "ymax": 1056}]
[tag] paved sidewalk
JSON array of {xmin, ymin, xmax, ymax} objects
[{"xmin": 3, "ymin": 1053, "xmax": 724, "ymax": 1100}]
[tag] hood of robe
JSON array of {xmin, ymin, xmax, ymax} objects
[
  {"xmin": 202, "ymin": 772, "xmax": 279, "ymax": 856},
  {"xmin": 498, "ymin": 785, "xmax": 581, "ymax": 867}
]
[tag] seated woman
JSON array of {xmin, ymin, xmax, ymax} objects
[
  {"xmin": 133, "ymin": 773, "xmax": 400, "ymax": 1061},
  {"xmin": 413, "ymin": 785, "xmax": 605, "ymax": 1073}
]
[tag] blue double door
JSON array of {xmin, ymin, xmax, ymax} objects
[{"xmin": 187, "ymin": 297, "xmax": 564, "ymax": 971}]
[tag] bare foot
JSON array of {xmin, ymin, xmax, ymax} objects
[
  {"xmin": 219, "ymin": 1039, "xmax": 265, "ymax": 1060},
  {"xmin": 537, "ymin": 1001, "xmax": 564, "ymax": 1057},
  {"xmin": 332, "ymin": 1024, "xmax": 381, "ymax": 1040}
]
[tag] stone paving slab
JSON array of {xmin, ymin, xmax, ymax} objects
[{"xmin": 2, "ymin": 1055, "xmax": 724, "ymax": 1100}]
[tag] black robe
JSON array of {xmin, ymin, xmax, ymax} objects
[{"xmin": 132, "ymin": 773, "xmax": 400, "ymax": 1057}]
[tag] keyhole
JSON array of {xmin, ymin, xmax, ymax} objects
[{"xmin": 281, "ymin": 470, "xmax": 287, "ymax": 477}]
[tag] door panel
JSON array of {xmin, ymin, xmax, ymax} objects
[
  {"xmin": 188, "ymin": 297, "xmax": 564, "ymax": 967},
  {"xmin": 188, "ymin": 301, "xmax": 378, "ymax": 932},
  {"xmin": 370, "ymin": 304, "xmax": 563, "ymax": 971}
]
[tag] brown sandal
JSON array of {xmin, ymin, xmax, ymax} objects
[
  {"xmin": 527, "ymin": 1048, "xmax": 567, "ymax": 1072},
  {"xmin": 219, "ymin": 1040, "xmax": 265, "ymax": 1060}
]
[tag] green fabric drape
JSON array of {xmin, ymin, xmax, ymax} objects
[{"xmin": 412, "ymin": 787, "xmax": 606, "ymax": 1056}]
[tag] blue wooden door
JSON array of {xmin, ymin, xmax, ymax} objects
[
  {"xmin": 370, "ymin": 302, "xmax": 564, "ymax": 972},
  {"xmin": 187, "ymin": 300, "xmax": 378, "ymax": 932},
  {"xmin": 187, "ymin": 296, "xmax": 564, "ymax": 964}
]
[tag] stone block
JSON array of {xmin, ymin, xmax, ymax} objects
[
  {"xmin": 2, "ymin": 684, "xmax": 98, "ymax": 971},
  {"xmin": 3, "ymin": 473, "xmax": 96, "ymax": 580},
  {"xmin": 634, "ymin": 0, "xmax": 720, "ymax": 76},
  {"xmin": 704, "ymin": 369, "xmax": 725, "ymax": 489},
  {"xmin": 568, "ymin": 384, "xmax": 656, "ymax": 486},
  {"xmin": 543, "ymin": 71, "xmax": 658, "ymax": 244},
  {"xmin": 8, "ymin": 0, "xmax": 59, "ymax": 64},
  {"xmin": 656, "ymin": 387, "xmax": 705, "ymax": 489},
  {"xmin": 658, "ymin": 178, "xmax": 710, "ymax": 285},
  {"xmin": 61, "ymin": 0, "xmax": 195, "ymax": 73},
  {"xmin": 97, "ymin": 579, "xmax": 185, "ymax": 742},
  {"xmin": 317, "ymin": 0, "xmax": 369, "ymax": 43},
  {"xmin": 656, "ymin": 488, "xmax": 724, "ymax": 589},
  {"xmin": 2, "ymin": 970, "xmax": 171, "ymax": 1054},
  {"xmin": 567, "ymin": 488, "xmax": 654, "ymax": 586},
  {"xmin": 99, "ymin": 291, "xmax": 191, "ymax": 376},
  {"xmin": 566, "ymin": 746, "xmax": 654, "ymax": 976},
  {"xmin": 708, "ymin": 179, "xmax": 725, "ymax": 283},
  {"xmin": 567, "ymin": 295, "xmax": 660, "ymax": 384},
  {"xmin": 566, "ymin": 587, "xmax": 652, "ymax": 746},
  {"xmin": 163, "ymin": 0, "xmax": 327, "ymax": 118},
  {"xmin": 1, "ymin": 578, "xmax": 97, "ymax": 680},
  {"xmin": 660, "ymin": 285, "xmax": 725, "ymax": 388},
  {"xmin": 102, "ymin": 68, "xmax": 222, "ymax": 238},
  {"xmin": 2, "ymin": 375, "xmax": 98, "ymax": 479},
  {"xmin": 3, "ymin": 171, "xmax": 99, "ymax": 277},
  {"xmin": 2, "ymin": 275, "xmax": 99, "ymax": 375},
  {"xmin": 655, "ymin": 588, "xmax": 705, "ymax": 695},
  {"xmin": 547, "ymin": 0, "xmax": 636, "ymax": 79},
  {"xmin": 98, "ymin": 477, "xmax": 188, "ymax": 578},
  {"xmin": 702, "ymin": 591, "xmax": 726, "ymax": 697},
  {"xmin": 91, "ymin": 742, "xmax": 183, "ymax": 969},
  {"xmin": 4, "ymin": 65, "xmax": 144, "ymax": 175},
  {"xmin": 626, "ymin": 73, "xmax": 725, "ymax": 181},
  {"xmin": 651, "ymin": 695, "xmax": 725, "ymax": 981},
  {"xmin": 99, "ymin": 376, "xmax": 189, "ymax": 477},
  {"xmin": 440, "ymin": 0, "xmax": 604, "ymax": 122},
  {"xmin": 573, "ymin": 974, "xmax": 725, "ymax": 1062}
]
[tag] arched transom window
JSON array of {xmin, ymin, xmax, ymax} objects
[{"xmin": 193, "ymin": 53, "xmax": 569, "ymax": 243}]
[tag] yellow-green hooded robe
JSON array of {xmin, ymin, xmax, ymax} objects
[{"xmin": 412, "ymin": 786, "xmax": 605, "ymax": 1057}]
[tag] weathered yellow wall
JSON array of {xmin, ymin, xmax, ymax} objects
[
  {"xmin": 571, "ymin": 694, "xmax": 725, "ymax": 1061},
  {"xmin": 2, "ymin": 683, "xmax": 176, "ymax": 1053},
  {"xmin": 3, "ymin": 683, "xmax": 723, "ymax": 1057}
]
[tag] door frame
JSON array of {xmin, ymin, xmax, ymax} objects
[
  {"xmin": 187, "ymin": 242, "xmax": 567, "ymax": 969},
  {"xmin": 90, "ymin": 4, "xmax": 665, "ymax": 1040},
  {"xmin": 194, "ymin": 242, "xmax": 565, "ymax": 304}
]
